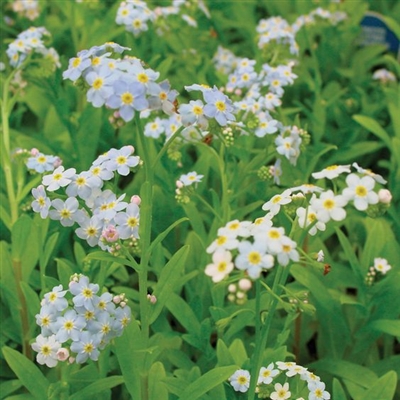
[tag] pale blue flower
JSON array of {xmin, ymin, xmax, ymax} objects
[
  {"xmin": 70, "ymin": 275, "xmax": 100, "ymax": 312},
  {"xmin": 106, "ymin": 80, "xmax": 148, "ymax": 122},
  {"xmin": 203, "ymin": 88, "xmax": 235, "ymax": 126},
  {"xmin": 52, "ymin": 309, "xmax": 86, "ymax": 343},
  {"xmin": 114, "ymin": 202, "xmax": 140, "ymax": 239},
  {"xmin": 49, "ymin": 197, "xmax": 85, "ymax": 227},
  {"xmin": 31, "ymin": 185, "xmax": 51, "ymax": 218},
  {"xmin": 70, "ymin": 331, "xmax": 101, "ymax": 364}
]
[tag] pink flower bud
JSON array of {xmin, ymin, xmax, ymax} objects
[
  {"xmin": 56, "ymin": 348, "xmax": 69, "ymax": 361},
  {"xmin": 30, "ymin": 148, "xmax": 39, "ymax": 156},
  {"xmin": 68, "ymin": 356, "xmax": 75, "ymax": 364},
  {"xmin": 127, "ymin": 145, "xmax": 135, "ymax": 154},
  {"xmin": 102, "ymin": 225, "xmax": 119, "ymax": 243},
  {"xmin": 378, "ymin": 189, "xmax": 392, "ymax": 204},
  {"xmin": 228, "ymin": 284, "xmax": 236, "ymax": 293},
  {"xmin": 130, "ymin": 195, "xmax": 141, "ymax": 205},
  {"xmin": 238, "ymin": 278, "xmax": 252, "ymax": 291},
  {"xmin": 147, "ymin": 294, "xmax": 157, "ymax": 304},
  {"xmin": 120, "ymin": 301, "xmax": 127, "ymax": 308},
  {"xmin": 53, "ymin": 157, "xmax": 62, "ymax": 168},
  {"xmin": 234, "ymin": 89, "xmax": 242, "ymax": 96},
  {"xmin": 176, "ymin": 180, "xmax": 184, "ymax": 189},
  {"xmin": 113, "ymin": 295, "xmax": 121, "ymax": 304}
]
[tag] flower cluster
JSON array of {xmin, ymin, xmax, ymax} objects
[
  {"xmin": 11, "ymin": 0, "xmax": 40, "ymax": 21},
  {"xmin": 24, "ymin": 148, "xmax": 62, "ymax": 173},
  {"xmin": 372, "ymin": 68, "xmax": 397, "ymax": 84},
  {"xmin": 63, "ymin": 42, "xmax": 178, "ymax": 122},
  {"xmin": 174, "ymin": 171, "xmax": 203, "ymax": 204},
  {"xmin": 365, "ymin": 257, "xmax": 392, "ymax": 286},
  {"xmin": 229, "ymin": 361, "xmax": 330, "ymax": 399},
  {"xmin": 257, "ymin": 16, "xmax": 299, "ymax": 55},
  {"xmin": 31, "ymin": 274, "xmax": 131, "ymax": 367},
  {"xmin": 205, "ymin": 163, "xmax": 391, "ymax": 283},
  {"xmin": 291, "ymin": 7, "xmax": 347, "ymax": 34},
  {"xmin": 30, "ymin": 145, "xmax": 141, "ymax": 252},
  {"xmin": 115, "ymin": 0, "xmax": 211, "ymax": 37},
  {"xmin": 6, "ymin": 27, "xmax": 60, "ymax": 69},
  {"xmin": 205, "ymin": 218, "xmax": 299, "ymax": 282}
]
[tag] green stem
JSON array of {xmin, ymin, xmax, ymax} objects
[{"xmin": 247, "ymin": 266, "xmax": 291, "ymax": 400}]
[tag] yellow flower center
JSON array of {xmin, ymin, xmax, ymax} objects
[
  {"xmin": 64, "ymin": 321, "xmax": 74, "ymax": 330},
  {"xmin": 137, "ymin": 72, "xmax": 148, "ymax": 83},
  {"xmin": 93, "ymin": 78, "xmax": 103, "ymax": 90},
  {"xmin": 41, "ymin": 345, "xmax": 51, "ymax": 356},
  {"xmin": 127, "ymin": 217, "xmax": 138, "ymax": 228},
  {"xmin": 216, "ymin": 236, "xmax": 227, "ymax": 245},
  {"xmin": 308, "ymin": 213, "xmax": 317, "ymax": 222},
  {"xmin": 92, "ymin": 57, "xmax": 101, "ymax": 66},
  {"xmin": 237, "ymin": 376, "xmax": 248, "ymax": 384},
  {"xmin": 85, "ymin": 311, "xmax": 95, "ymax": 320},
  {"xmin": 217, "ymin": 261, "xmax": 227, "ymax": 272},
  {"xmin": 215, "ymin": 101, "xmax": 226, "ymax": 111},
  {"xmin": 326, "ymin": 165, "xmax": 338, "ymax": 170},
  {"xmin": 60, "ymin": 209, "xmax": 71, "ymax": 218},
  {"xmin": 159, "ymin": 92, "xmax": 167, "ymax": 100},
  {"xmin": 83, "ymin": 343, "xmax": 94, "ymax": 354},
  {"xmin": 193, "ymin": 105, "xmax": 203, "ymax": 115},
  {"xmin": 268, "ymin": 229, "xmax": 280, "ymax": 239},
  {"xmin": 86, "ymin": 227, "xmax": 98, "ymax": 237},
  {"xmin": 355, "ymin": 185, "xmax": 367, "ymax": 197},
  {"xmin": 228, "ymin": 222, "xmax": 239, "ymax": 230},
  {"xmin": 72, "ymin": 57, "xmax": 81, "ymax": 68},
  {"xmin": 41, "ymin": 316, "xmax": 50, "ymax": 326},
  {"xmin": 248, "ymin": 251, "xmax": 261, "ymax": 265},
  {"xmin": 53, "ymin": 173, "xmax": 63, "ymax": 181},
  {"xmin": 272, "ymin": 195, "xmax": 282, "ymax": 204},
  {"xmin": 283, "ymin": 244, "xmax": 291, "ymax": 253},
  {"xmin": 116, "ymin": 155, "xmax": 127, "ymax": 165},
  {"xmin": 101, "ymin": 324, "xmax": 111, "ymax": 334},
  {"xmin": 83, "ymin": 288, "xmax": 93, "ymax": 299},
  {"xmin": 323, "ymin": 199, "xmax": 335, "ymax": 209},
  {"xmin": 133, "ymin": 19, "xmax": 142, "ymax": 29},
  {"xmin": 76, "ymin": 177, "xmax": 86, "ymax": 186},
  {"xmin": 49, "ymin": 293, "xmax": 57, "ymax": 302},
  {"xmin": 37, "ymin": 155, "xmax": 46, "ymax": 163},
  {"xmin": 121, "ymin": 92, "xmax": 133, "ymax": 105},
  {"xmin": 38, "ymin": 197, "xmax": 46, "ymax": 207}
]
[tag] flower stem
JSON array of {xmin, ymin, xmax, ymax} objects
[{"xmin": 247, "ymin": 266, "xmax": 291, "ymax": 400}]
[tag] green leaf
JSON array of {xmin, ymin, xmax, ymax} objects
[
  {"xmin": 147, "ymin": 217, "xmax": 189, "ymax": 255},
  {"xmin": 85, "ymin": 251, "xmax": 139, "ymax": 271},
  {"xmin": 166, "ymin": 293, "xmax": 201, "ymax": 334},
  {"xmin": 216, "ymin": 339, "xmax": 235, "ymax": 366},
  {"xmin": 333, "ymin": 378, "xmax": 348, "ymax": 400},
  {"xmin": 148, "ymin": 362, "xmax": 168, "ymax": 400},
  {"xmin": 150, "ymin": 245, "xmax": 190, "ymax": 324},
  {"xmin": 0, "ymin": 203, "xmax": 11, "ymax": 231},
  {"xmin": 114, "ymin": 321, "xmax": 142, "ymax": 399},
  {"xmin": 369, "ymin": 319, "xmax": 400, "ymax": 338},
  {"xmin": 179, "ymin": 365, "xmax": 238, "ymax": 400},
  {"xmin": 228, "ymin": 339, "xmax": 248, "ymax": 367},
  {"xmin": 40, "ymin": 232, "xmax": 59, "ymax": 273},
  {"xmin": 353, "ymin": 115, "xmax": 392, "ymax": 150},
  {"xmin": 11, "ymin": 216, "xmax": 32, "ymax": 261},
  {"xmin": 68, "ymin": 376, "xmax": 124, "ymax": 400},
  {"xmin": 0, "ymin": 379, "xmax": 23, "ymax": 398},
  {"xmin": 357, "ymin": 371, "xmax": 397, "ymax": 400},
  {"xmin": 2, "ymin": 346, "xmax": 50, "ymax": 400},
  {"xmin": 309, "ymin": 359, "xmax": 377, "ymax": 388}
]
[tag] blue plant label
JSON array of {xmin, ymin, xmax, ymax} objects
[{"xmin": 359, "ymin": 11, "xmax": 400, "ymax": 58}]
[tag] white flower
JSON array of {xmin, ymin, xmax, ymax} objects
[
  {"xmin": 352, "ymin": 162, "xmax": 387, "ymax": 184},
  {"xmin": 31, "ymin": 334, "xmax": 61, "ymax": 368},
  {"xmin": 276, "ymin": 236, "xmax": 299, "ymax": 266},
  {"xmin": 206, "ymin": 234, "xmax": 239, "ymax": 254},
  {"xmin": 179, "ymin": 171, "xmax": 203, "ymax": 186},
  {"xmin": 312, "ymin": 164, "xmax": 350, "ymax": 180},
  {"xmin": 296, "ymin": 206, "xmax": 326, "ymax": 236},
  {"xmin": 42, "ymin": 166, "xmax": 76, "ymax": 191},
  {"xmin": 217, "ymin": 219, "xmax": 252, "ymax": 238},
  {"xmin": 229, "ymin": 369, "xmax": 250, "ymax": 393},
  {"xmin": 270, "ymin": 382, "xmax": 291, "ymax": 400},
  {"xmin": 310, "ymin": 190, "xmax": 348, "ymax": 223},
  {"xmin": 257, "ymin": 362, "xmax": 279, "ymax": 384},
  {"xmin": 308, "ymin": 381, "xmax": 331, "ymax": 400},
  {"xmin": 342, "ymin": 173, "xmax": 378, "ymax": 211},
  {"xmin": 317, "ymin": 250, "xmax": 324, "ymax": 262},
  {"xmin": 262, "ymin": 189, "xmax": 292, "ymax": 216},
  {"xmin": 235, "ymin": 240, "xmax": 274, "ymax": 279},
  {"xmin": 373, "ymin": 257, "xmax": 391, "ymax": 274},
  {"xmin": 205, "ymin": 249, "xmax": 234, "ymax": 282}
]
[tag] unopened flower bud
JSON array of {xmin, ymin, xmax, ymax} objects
[
  {"xmin": 316, "ymin": 250, "xmax": 324, "ymax": 262},
  {"xmin": 130, "ymin": 195, "xmax": 141, "ymax": 205},
  {"xmin": 30, "ymin": 148, "xmax": 39, "ymax": 156},
  {"xmin": 176, "ymin": 180, "xmax": 184, "ymax": 189},
  {"xmin": 147, "ymin": 294, "xmax": 157, "ymax": 304},
  {"xmin": 228, "ymin": 284, "xmax": 237, "ymax": 293},
  {"xmin": 68, "ymin": 357, "xmax": 75, "ymax": 364},
  {"xmin": 238, "ymin": 278, "xmax": 252, "ymax": 291},
  {"xmin": 56, "ymin": 348, "xmax": 69, "ymax": 361},
  {"xmin": 378, "ymin": 189, "xmax": 392, "ymax": 204},
  {"xmin": 113, "ymin": 295, "xmax": 121, "ymax": 304},
  {"xmin": 120, "ymin": 301, "xmax": 127, "ymax": 308}
]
